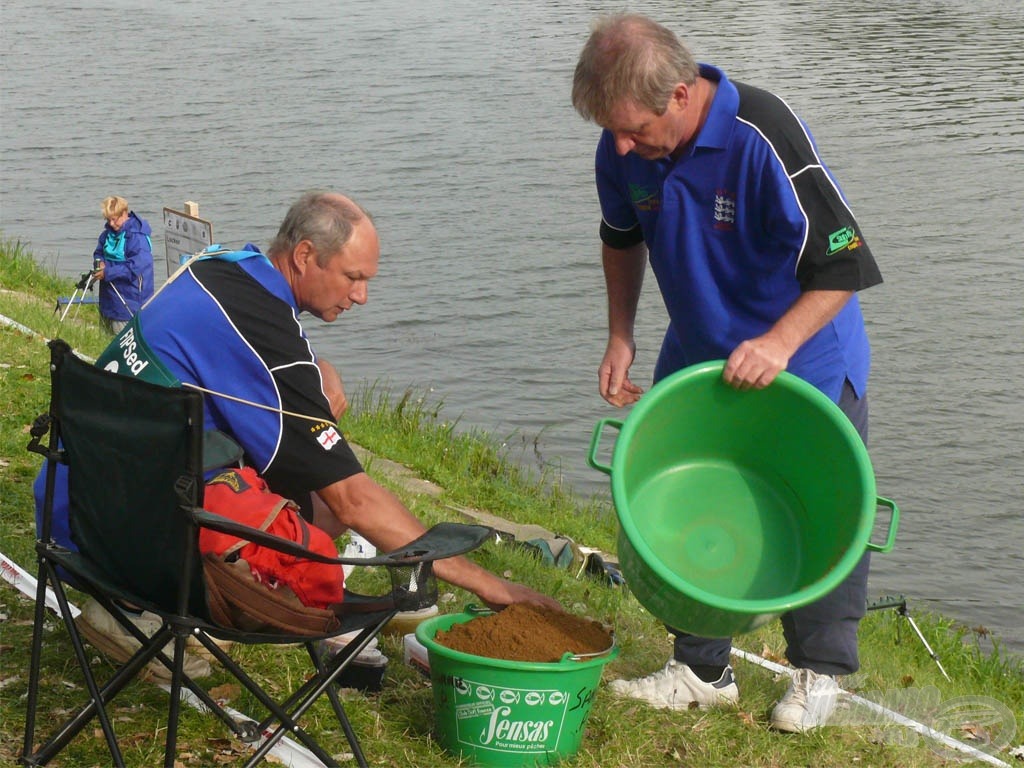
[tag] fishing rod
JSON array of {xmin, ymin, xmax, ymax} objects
[{"xmin": 107, "ymin": 281, "xmax": 134, "ymax": 316}]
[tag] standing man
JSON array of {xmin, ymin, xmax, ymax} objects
[
  {"xmin": 571, "ymin": 14, "xmax": 883, "ymax": 732},
  {"xmin": 91, "ymin": 195, "xmax": 154, "ymax": 334},
  {"xmin": 54, "ymin": 191, "xmax": 559, "ymax": 678}
]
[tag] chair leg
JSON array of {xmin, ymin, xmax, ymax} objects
[
  {"xmin": 23, "ymin": 571, "xmax": 225, "ymax": 767},
  {"xmin": 322, "ymin": 672, "xmax": 369, "ymax": 768},
  {"xmin": 238, "ymin": 620, "xmax": 391, "ymax": 768},
  {"xmin": 24, "ymin": 562, "xmax": 127, "ymax": 767},
  {"xmin": 21, "ymin": 562, "xmax": 49, "ymax": 762},
  {"xmin": 179, "ymin": 634, "xmax": 268, "ymax": 739},
  {"xmin": 222, "ymin": 656, "xmax": 341, "ymax": 768},
  {"xmin": 162, "ymin": 630, "xmax": 202, "ymax": 768},
  {"xmin": 307, "ymin": 627, "xmax": 390, "ymax": 768}
]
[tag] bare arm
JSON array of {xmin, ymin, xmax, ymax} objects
[
  {"xmin": 723, "ymin": 289, "xmax": 853, "ymax": 389},
  {"xmin": 599, "ymin": 241, "xmax": 648, "ymax": 407},
  {"xmin": 313, "ymin": 473, "xmax": 561, "ymax": 612},
  {"xmin": 315, "ymin": 358, "xmax": 348, "ymax": 420}
]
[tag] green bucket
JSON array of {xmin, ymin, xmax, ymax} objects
[
  {"xmin": 416, "ymin": 608, "xmax": 618, "ymax": 766},
  {"xmin": 588, "ymin": 361, "xmax": 898, "ymax": 638}
]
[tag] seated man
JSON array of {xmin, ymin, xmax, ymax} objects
[{"xmin": 39, "ymin": 190, "xmax": 558, "ymax": 677}]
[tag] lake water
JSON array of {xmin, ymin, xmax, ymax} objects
[{"xmin": 3, "ymin": 0, "xmax": 1022, "ymax": 653}]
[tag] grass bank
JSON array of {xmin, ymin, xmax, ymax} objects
[{"xmin": 1, "ymin": 237, "xmax": 1020, "ymax": 767}]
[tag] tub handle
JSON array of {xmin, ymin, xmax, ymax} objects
[
  {"xmin": 587, "ymin": 418, "xmax": 623, "ymax": 475},
  {"xmin": 866, "ymin": 496, "xmax": 899, "ymax": 553},
  {"xmin": 561, "ymin": 633, "xmax": 619, "ymax": 662}
]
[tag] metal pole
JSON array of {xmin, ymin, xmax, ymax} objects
[
  {"xmin": 59, "ymin": 272, "xmax": 94, "ymax": 325},
  {"xmin": 901, "ymin": 607, "xmax": 952, "ymax": 682}
]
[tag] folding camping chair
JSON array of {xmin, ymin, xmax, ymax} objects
[{"xmin": 22, "ymin": 339, "xmax": 493, "ymax": 768}]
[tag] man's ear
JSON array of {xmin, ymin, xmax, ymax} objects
[
  {"xmin": 292, "ymin": 239, "xmax": 315, "ymax": 274},
  {"xmin": 670, "ymin": 82, "xmax": 690, "ymax": 111}
]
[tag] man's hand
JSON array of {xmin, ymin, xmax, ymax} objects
[
  {"xmin": 475, "ymin": 578, "xmax": 562, "ymax": 613},
  {"xmin": 722, "ymin": 335, "xmax": 790, "ymax": 390},
  {"xmin": 723, "ymin": 289, "xmax": 854, "ymax": 390},
  {"xmin": 599, "ymin": 337, "xmax": 644, "ymax": 407}
]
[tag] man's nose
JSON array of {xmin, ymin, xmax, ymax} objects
[
  {"xmin": 614, "ymin": 133, "xmax": 635, "ymax": 156},
  {"xmin": 351, "ymin": 282, "xmax": 368, "ymax": 305}
]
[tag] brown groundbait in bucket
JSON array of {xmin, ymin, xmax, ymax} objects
[{"xmin": 434, "ymin": 603, "xmax": 611, "ymax": 662}]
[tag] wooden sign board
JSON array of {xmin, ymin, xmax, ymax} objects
[{"xmin": 162, "ymin": 205, "xmax": 213, "ymax": 277}]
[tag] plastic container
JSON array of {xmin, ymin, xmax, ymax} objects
[
  {"xmin": 383, "ymin": 604, "xmax": 439, "ymax": 637},
  {"xmin": 416, "ymin": 609, "xmax": 617, "ymax": 766},
  {"xmin": 403, "ymin": 632, "xmax": 431, "ymax": 677},
  {"xmin": 319, "ymin": 631, "xmax": 389, "ymax": 691},
  {"xmin": 588, "ymin": 361, "xmax": 898, "ymax": 637}
]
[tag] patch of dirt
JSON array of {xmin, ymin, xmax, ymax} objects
[{"xmin": 433, "ymin": 603, "xmax": 612, "ymax": 663}]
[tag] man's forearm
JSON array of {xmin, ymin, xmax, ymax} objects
[
  {"xmin": 602, "ymin": 242, "xmax": 647, "ymax": 340},
  {"xmin": 767, "ymin": 289, "xmax": 853, "ymax": 357}
]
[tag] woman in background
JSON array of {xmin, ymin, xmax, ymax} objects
[{"xmin": 92, "ymin": 195, "xmax": 154, "ymax": 333}]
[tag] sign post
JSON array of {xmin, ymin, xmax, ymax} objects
[{"xmin": 162, "ymin": 202, "xmax": 213, "ymax": 277}]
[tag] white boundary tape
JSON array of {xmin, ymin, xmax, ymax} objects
[
  {"xmin": 0, "ymin": 311, "xmax": 47, "ymax": 339},
  {"xmin": 1, "ymin": 551, "xmax": 80, "ymax": 619},
  {"xmin": 731, "ymin": 647, "xmax": 1012, "ymax": 768},
  {"xmin": 0, "ymin": 311, "xmax": 96, "ymax": 362},
  {"xmin": 0, "ymin": 551, "xmax": 329, "ymax": 767}
]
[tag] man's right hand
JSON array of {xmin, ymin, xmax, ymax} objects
[
  {"xmin": 476, "ymin": 577, "xmax": 562, "ymax": 613},
  {"xmin": 598, "ymin": 337, "xmax": 644, "ymax": 407}
]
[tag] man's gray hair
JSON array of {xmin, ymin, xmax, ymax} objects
[
  {"xmin": 269, "ymin": 191, "xmax": 372, "ymax": 267},
  {"xmin": 572, "ymin": 14, "xmax": 699, "ymax": 126}
]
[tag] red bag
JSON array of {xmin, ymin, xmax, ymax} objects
[{"xmin": 199, "ymin": 467, "xmax": 343, "ymax": 609}]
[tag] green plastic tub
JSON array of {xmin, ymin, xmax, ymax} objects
[
  {"xmin": 588, "ymin": 361, "xmax": 898, "ymax": 637},
  {"xmin": 416, "ymin": 608, "xmax": 618, "ymax": 766}
]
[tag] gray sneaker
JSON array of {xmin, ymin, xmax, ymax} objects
[
  {"xmin": 608, "ymin": 660, "xmax": 739, "ymax": 710},
  {"xmin": 75, "ymin": 598, "xmax": 211, "ymax": 683},
  {"xmin": 770, "ymin": 668, "xmax": 840, "ymax": 732}
]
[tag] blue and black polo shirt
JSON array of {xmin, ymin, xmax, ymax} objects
[
  {"xmin": 95, "ymin": 248, "xmax": 363, "ymax": 515},
  {"xmin": 595, "ymin": 64, "xmax": 882, "ymax": 401}
]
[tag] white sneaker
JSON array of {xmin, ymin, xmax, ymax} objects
[
  {"xmin": 75, "ymin": 598, "xmax": 211, "ymax": 683},
  {"xmin": 341, "ymin": 532, "xmax": 376, "ymax": 578},
  {"xmin": 608, "ymin": 660, "xmax": 739, "ymax": 710},
  {"xmin": 770, "ymin": 668, "xmax": 840, "ymax": 732}
]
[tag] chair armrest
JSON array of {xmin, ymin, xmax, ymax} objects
[
  {"xmin": 192, "ymin": 510, "xmax": 493, "ymax": 567},
  {"xmin": 385, "ymin": 522, "xmax": 494, "ymax": 562}
]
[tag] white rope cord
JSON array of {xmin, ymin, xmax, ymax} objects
[{"xmin": 181, "ymin": 382, "xmax": 330, "ymax": 426}]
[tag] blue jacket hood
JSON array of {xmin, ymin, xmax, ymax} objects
[{"xmin": 121, "ymin": 211, "xmax": 152, "ymax": 237}]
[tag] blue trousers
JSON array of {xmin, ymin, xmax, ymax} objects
[{"xmin": 670, "ymin": 380, "xmax": 871, "ymax": 676}]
